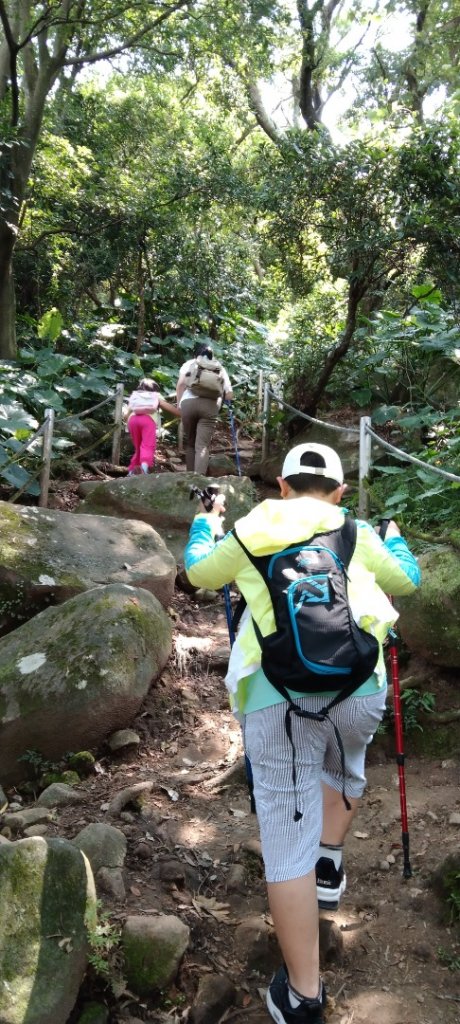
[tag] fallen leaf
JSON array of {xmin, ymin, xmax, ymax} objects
[
  {"xmin": 353, "ymin": 831, "xmax": 369, "ymax": 839},
  {"xmin": 130, "ymin": 886, "xmax": 141, "ymax": 897},
  {"xmin": 192, "ymin": 895, "xmax": 231, "ymax": 921}
]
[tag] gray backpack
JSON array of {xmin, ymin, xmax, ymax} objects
[{"xmin": 185, "ymin": 355, "xmax": 225, "ymax": 399}]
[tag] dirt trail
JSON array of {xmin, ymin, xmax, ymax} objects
[{"xmin": 49, "ymin": 585, "xmax": 460, "ymax": 1024}]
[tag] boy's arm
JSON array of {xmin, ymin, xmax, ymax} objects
[
  {"xmin": 357, "ymin": 521, "xmax": 421, "ymax": 595},
  {"xmin": 185, "ymin": 515, "xmax": 245, "ymax": 590}
]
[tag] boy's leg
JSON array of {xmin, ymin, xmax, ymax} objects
[
  {"xmin": 243, "ymin": 701, "xmax": 326, "ymax": 1000},
  {"xmin": 317, "ymin": 691, "xmax": 387, "ymax": 907},
  {"xmin": 267, "ymin": 872, "xmax": 319, "ymax": 997},
  {"xmin": 321, "ymin": 785, "xmax": 359, "ymax": 844}
]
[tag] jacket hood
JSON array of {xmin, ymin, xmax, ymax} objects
[{"xmin": 234, "ymin": 496, "xmax": 345, "ymax": 556}]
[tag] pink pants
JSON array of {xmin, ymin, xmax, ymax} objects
[{"xmin": 128, "ymin": 414, "xmax": 157, "ymax": 471}]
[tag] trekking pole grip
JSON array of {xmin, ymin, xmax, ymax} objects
[{"xmin": 379, "ymin": 517, "xmax": 392, "ymax": 542}]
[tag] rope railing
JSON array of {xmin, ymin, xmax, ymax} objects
[
  {"xmin": 54, "ymin": 394, "xmax": 116, "ymax": 426},
  {"xmin": 1, "ymin": 384, "xmax": 125, "ymax": 508},
  {"xmin": 262, "ymin": 382, "xmax": 460, "ymax": 519},
  {"xmin": 364, "ymin": 425, "xmax": 460, "ymax": 484},
  {"xmin": 266, "ymin": 387, "xmax": 360, "ymax": 435}
]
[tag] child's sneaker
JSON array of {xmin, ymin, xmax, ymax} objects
[
  {"xmin": 315, "ymin": 855, "xmax": 347, "ymax": 910},
  {"xmin": 266, "ymin": 965, "xmax": 325, "ymax": 1024}
]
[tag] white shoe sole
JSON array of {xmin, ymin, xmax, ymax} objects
[
  {"xmin": 317, "ymin": 872, "xmax": 347, "ymax": 910},
  {"xmin": 266, "ymin": 989, "xmax": 288, "ymax": 1024}
]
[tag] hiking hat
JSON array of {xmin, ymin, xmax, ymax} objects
[{"xmin": 282, "ymin": 443, "xmax": 344, "ymax": 485}]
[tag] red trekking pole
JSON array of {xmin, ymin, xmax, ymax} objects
[{"xmin": 380, "ymin": 519, "xmax": 412, "ymax": 879}]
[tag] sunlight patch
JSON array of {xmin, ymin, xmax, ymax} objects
[{"xmin": 17, "ymin": 653, "xmax": 46, "ymax": 674}]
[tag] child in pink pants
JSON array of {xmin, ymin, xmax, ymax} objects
[{"xmin": 126, "ymin": 379, "xmax": 180, "ymax": 474}]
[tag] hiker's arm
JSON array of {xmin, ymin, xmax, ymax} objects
[
  {"xmin": 221, "ymin": 367, "xmax": 234, "ymax": 401},
  {"xmin": 159, "ymin": 398, "xmax": 181, "ymax": 418},
  {"xmin": 176, "ymin": 372, "xmax": 187, "ymax": 403},
  {"xmin": 185, "ymin": 517, "xmax": 245, "ymax": 589},
  {"xmin": 357, "ymin": 521, "xmax": 421, "ymax": 595}
]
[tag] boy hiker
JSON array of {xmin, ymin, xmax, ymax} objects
[
  {"xmin": 176, "ymin": 342, "xmax": 234, "ymax": 474},
  {"xmin": 184, "ymin": 443, "xmax": 421, "ymax": 1024}
]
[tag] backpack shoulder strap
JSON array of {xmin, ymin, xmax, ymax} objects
[{"xmin": 334, "ymin": 515, "xmax": 357, "ymax": 568}]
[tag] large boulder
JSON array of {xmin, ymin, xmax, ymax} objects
[
  {"xmin": 0, "ymin": 502, "xmax": 176, "ymax": 635},
  {"xmin": 77, "ymin": 472, "xmax": 256, "ymax": 562},
  {"xmin": 248, "ymin": 422, "xmax": 362, "ymax": 486},
  {"xmin": 0, "ymin": 836, "xmax": 97, "ymax": 1024},
  {"xmin": 397, "ymin": 545, "xmax": 460, "ymax": 667},
  {"xmin": 0, "ymin": 583, "xmax": 172, "ymax": 785}
]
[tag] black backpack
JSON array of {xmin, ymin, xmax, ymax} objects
[{"xmin": 233, "ymin": 516, "xmax": 379, "ymax": 819}]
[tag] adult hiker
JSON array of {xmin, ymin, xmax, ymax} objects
[
  {"xmin": 125, "ymin": 378, "xmax": 181, "ymax": 475},
  {"xmin": 176, "ymin": 342, "xmax": 234, "ymax": 474},
  {"xmin": 184, "ymin": 442, "xmax": 421, "ymax": 1024}
]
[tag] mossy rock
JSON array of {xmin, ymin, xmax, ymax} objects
[
  {"xmin": 76, "ymin": 472, "xmax": 256, "ymax": 562},
  {"xmin": 0, "ymin": 836, "xmax": 97, "ymax": 1024},
  {"xmin": 122, "ymin": 914, "xmax": 190, "ymax": 996},
  {"xmin": 397, "ymin": 546, "xmax": 460, "ymax": 668},
  {"xmin": 67, "ymin": 751, "xmax": 95, "ymax": 776},
  {"xmin": 0, "ymin": 583, "xmax": 172, "ymax": 785},
  {"xmin": 431, "ymin": 852, "xmax": 460, "ymax": 925},
  {"xmin": 0, "ymin": 501, "xmax": 176, "ymax": 637}
]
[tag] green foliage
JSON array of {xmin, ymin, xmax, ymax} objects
[
  {"xmin": 400, "ymin": 689, "xmax": 436, "ymax": 733},
  {"xmin": 37, "ymin": 308, "xmax": 64, "ymax": 344},
  {"xmin": 438, "ymin": 945, "xmax": 460, "ymax": 970},
  {"xmin": 17, "ymin": 749, "xmax": 57, "ymax": 781},
  {"xmin": 17, "ymin": 747, "xmax": 93, "ymax": 788},
  {"xmin": 378, "ymin": 689, "xmax": 436, "ymax": 737},
  {"xmin": 86, "ymin": 901, "xmax": 122, "ymax": 982}
]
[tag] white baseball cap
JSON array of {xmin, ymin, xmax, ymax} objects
[{"xmin": 281, "ymin": 443, "xmax": 344, "ymax": 485}]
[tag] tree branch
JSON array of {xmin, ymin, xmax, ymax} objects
[
  {"xmin": 246, "ymin": 79, "xmax": 285, "ymax": 147},
  {"xmin": 63, "ymin": 0, "xmax": 192, "ymax": 67}
]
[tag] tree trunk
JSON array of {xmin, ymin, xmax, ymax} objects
[
  {"xmin": 0, "ymin": 222, "xmax": 17, "ymax": 359},
  {"xmin": 301, "ymin": 279, "xmax": 367, "ymax": 416}
]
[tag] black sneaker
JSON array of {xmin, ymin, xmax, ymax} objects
[
  {"xmin": 315, "ymin": 855, "xmax": 347, "ymax": 910},
  {"xmin": 266, "ymin": 965, "xmax": 326, "ymax": 1024}
]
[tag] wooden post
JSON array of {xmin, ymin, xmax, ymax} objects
[
  {"xmin": 257, "ymin": 369, "xmax": 264, "ymax": 418},
  {"xmin": 39, "ymin": 408, "xmax": 55, "ymax": 508},
  {"xmin": 359, "ymin": 416, "xmax": 372, "ymax": 519},
  {"xmin": 111, "ymin": 383, "xmax": 124, "ymax": 465},
  {"xmin": 261, "ymin": 383, "xmax": 271, "ymax": 461}
]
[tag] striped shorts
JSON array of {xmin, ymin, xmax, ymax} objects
[{"xmin": 242, "ymin": 691, "xmax": 386, "ymax": 883}]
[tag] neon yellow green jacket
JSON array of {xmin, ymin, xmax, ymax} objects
[{"xmin": 185, "ymin": 497, "xmax": 420, "ymax": 714}]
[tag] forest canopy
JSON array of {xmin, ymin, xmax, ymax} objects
[{"xmin": 0, "ymin": 0, "xmax": 459, "ymax": 527}]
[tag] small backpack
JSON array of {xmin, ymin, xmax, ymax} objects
[
  {"xmin": 128, "ymin": 390, "xmax": 160, "ymax": 413},
  {"xmin": 233, "ymin": 517, "xmax": 379, "ymax": 819},
  {"xmin": 185, "ymin": 355, "xmax": 225, "ymax": 399}
]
